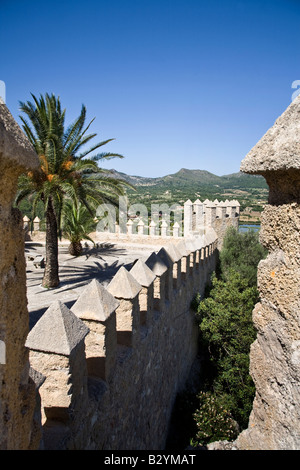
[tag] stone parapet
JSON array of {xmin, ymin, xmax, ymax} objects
[
  {"xmin": 24, "ymin": 232, "xmax": 218, "ymax": 450},
  {"xmin": 21, "ymin": 198, "xmax": 239, "ymax": 249}
]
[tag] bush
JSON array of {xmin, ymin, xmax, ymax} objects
[
  {"xmin": 190, "ymin": 391, "xmax": 239, "ymax": 446},
  {"xmin": 189, "ymin": 227, "xmax": 267, "ymax": 445},
  {"xmin": 194, "ymin": 270, "xmax": 257, "ymax": 432},
  {"xmin": 219, "ymin": 226, "xmax": 267, "ymax": 287}
]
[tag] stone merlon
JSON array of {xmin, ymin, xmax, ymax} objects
[
  {"xmin": 0, "ymin": 99, "xmax": 39, "ymax": 172},
  {"xmin": 25, "ymin": 300, "xmax": 89, "ymax": 356},
  {"xmin": 240, "ymin": 94, "xmax": 300, "ymax": 175},
  {"xmin": 107, "ymin": 266, "xmax": 142, "ymax": 299},
  {"xmin": 71, "ymin": 279, "xmax": 120, "ymax": 322}
]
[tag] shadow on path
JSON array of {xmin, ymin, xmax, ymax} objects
[{"xmin": 27, "ymin": 247, "xmax": 138, "ymax": 330}]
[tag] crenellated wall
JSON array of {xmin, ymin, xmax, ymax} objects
[
  {"xmin": 24, "ymin": 198, "xmax": 239, "ymax": 249},
  {"xmin": 25, "ymin": 231, "xmax": 218, "ymax": 450},
  {"xmin": 183, "ymin": 198, "xmax": 240, "ymax": 247}
]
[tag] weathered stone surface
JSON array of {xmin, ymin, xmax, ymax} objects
[
  {"xmin": 0, "ymin": 99, "xmax": 39, "ymax": 172},
  {"xmin": 164, "ymin": 243, "xmax": 182, "ymax": 262},
  {"xmin": 72, "ymin": 279, "xmax": 119, "ymax": 322},
  {"xmin": 240, "ymin": 94, "xmax": 300, "ymax": 174},
  {"xmin": 0, "ymin": 102, "xmax": 39, "ymax": 450},
  {"xmin": 233, "ymin": 203, "xmax": 300, "ymax": 450},
  {"xmin": 107, "ymin": 266, "xmax": 142, "ymax": 299},
  {"xmin": 130, "ymin": 259, "xmax": 156, "ymax": 287},
  {"xmin": 228, "ymin": 93, "xmax": 300, "ymax": 450},
  {"xmin": 145, "ymin": 252, "xmax": 168, "ymax": 276},
  {"xmin": 26, "ymin": 301, "xmax": 89, "ymax": 356}
]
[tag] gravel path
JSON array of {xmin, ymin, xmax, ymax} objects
[{"xmin": 25, "ymin": 241, "xmax": 159, "ymax": 329}]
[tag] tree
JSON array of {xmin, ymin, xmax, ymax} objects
[
  {"xmin": 16, "ymin": 93, "xmax": 129, "ymax": 287},
  {"xmin": 219, "ymin": 227, "xmax": 267, "ymax": 287},
  {"xmin": 189, "ymin": 227, "xmax": 268, "ymax": 445},
  {"xmin": 190, "ymin": 270, "xmax": 258, "ymax": 445},
  {"xmin": 62, "ymin": 200, "xmax": 96, "ymax": 256}
]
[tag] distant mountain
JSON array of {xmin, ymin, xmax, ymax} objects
[
  {"xmin": 110, "ymin": 167, "xmax": 267, "ymax": 189},
  {"xmin": 109, "ymin": 168, "xmax": 268, "ymax": 211}
]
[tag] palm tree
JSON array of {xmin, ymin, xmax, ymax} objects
[
  {"xmin": 16, "ymin": 93, "xmax": 129, "ymax": 287},
  {"xmin": 62, "ymin": 200, "xmax": 96, "ymax": 256}
]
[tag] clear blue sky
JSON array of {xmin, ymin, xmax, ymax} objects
[{"xmin": 1, "ymin": 0, "xmax": 300, "ymax": 177}]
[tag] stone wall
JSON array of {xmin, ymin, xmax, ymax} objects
[
  {"xmin": 0, "ymin": 100, "xmax": 40, "ymax": 449},
  {"xmin": 25, "ymin": 232, "xmax": 218, "ymax": 450},
  {"xmin": 24, "ymin": 198, "xmax": 239, "ymax": 249},
  {"xmin": 209, "ymin": 94, "xmax": 300, "ymax": 450},
  {"xmin": 0, "ymin": 99, "xmax": 226, "ymax": 450}
]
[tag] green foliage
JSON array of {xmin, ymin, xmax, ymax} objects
[
  {"xmin": 219, "ymin": 226, "xmax": 267, "ymax": 287},
  {"xmin": 195, "ymin": 270, "xmax": 258, "ymax": 430},
  {"xmin": 190, "ymin": 391, "xmax": 239, "ymax": 446},
  {"xmin": 62, "ymin": 200, "xmax": 96, "ymax": 244},
  {"xmin": 188, "ymin": 227, "xmax": 267, "ymax": 446},
  {"xmin": 16, "ymin": 92, "xmax": 130, "ymax": 285},
  {"xmin": 16, "ymin": 92, "xmax": 130, "ymax": 228},
  {"xmin": 124, "ymin": 168, "xmax": 268, "ymax": 213}
]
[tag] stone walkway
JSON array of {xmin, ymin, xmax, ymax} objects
[{"xmin": 25, "ymin": 240, "xmax": 160, "ymax": 329}]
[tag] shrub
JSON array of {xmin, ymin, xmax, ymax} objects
[{"xmin": 190, "ymin": 391, "xmax": 239, "ymax": 446}]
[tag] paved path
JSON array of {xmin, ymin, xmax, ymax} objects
[{"xmin": 25, "ymin": 241, "xmax": 159, "ymax": 329}]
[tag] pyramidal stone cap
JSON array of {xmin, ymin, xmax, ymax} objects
[
  {"xmin": 25, "ymin": 301, "xmax": 89, "ymax": 356},
  {"xmin": 156, "ymin": 247, "xmax": 173, "ymax": 268},
  {"xmin": 240, "ymin": 94, "xmax": 300, "ymax": 174},
  {"xmin": 194, "ymin": 235, "xmax": 205, "ymax": 250},
  {"xmin": 0, "ymin": 99, "xmax": 39, "ymax": 171},
  {"xmin": 175, "ymin": 239, "xmax": 191, "ymax": 257},
  {"xmin": 204, "ymin": 228, "xmax": 217, "ymax": 245},
  {"xmin": 107, "ymin": 266, "xmax": 142, "ymax": 299},
  {"xmin": 184, "ymin": 238, "xmax": 198, "ymax": 252},
  {"xmin": 164, "ymin": 243, "xmax": 182, "ymax": 262},
  {"xmin": 130, "ymin": 259, "xmax": 156, "ymax": 287},
  {"xmin": 71, "ymin": 279, "xmax": 120, "ymax": 322},
  {"xmin": 145, "ymin": 252, "xmax": 168, "ymax": 276}
]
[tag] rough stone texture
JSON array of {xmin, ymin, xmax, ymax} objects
[
  {"xmin": 233, "ymin": 204, "xmax": 300, "ymax": 450},
  {"xmin": 0, "ymin": 101, "xmax": 39, "ymax": 449},
  {"xmin": 107, "ymin": 266, "xmax": 142, "ymax": 299},
  {"xmin": 216, "ymin": 96, "xmax": 300, "ymax": 451},
  {"xmin": 27, "ymin": 303, "xmax": 90, "ymax": 450},
  {"xmin": 25, "ymin": 239, "xmax": 218, "ymax": 450},
  {"xmin": 26, "ymin": 300, "xmax": 89, "ymax": 356},
  {"xmin": 0, "ymin": 98, "xmax": 39, "ymax": 174},
  {"xmin": 240, "ymin": 94, "xmax": 300, "ymax": 174},
  {"xmin": 71, "ymin": 279, "xmax": 120, "ymax": 322}
]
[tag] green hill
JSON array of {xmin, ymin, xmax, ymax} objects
[
  {"xmin": 18, "ymin": 168, "xmax": 269, "ymax": 224},
  {"xmin": 111, "ymin": 168, "xmax": 268, "ymax": 212}
]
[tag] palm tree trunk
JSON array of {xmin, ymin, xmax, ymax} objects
[{"xmin": 42, "ymin": 196, "xmax": 60, "ymax": 288}]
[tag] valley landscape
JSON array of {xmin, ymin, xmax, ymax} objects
[
  {"xmin": 18, "ymin": 167, "xmax": 268, "ymax": 227},
  {"xmin": 111, "ymin": 168, "xmax": 268, "ymax": 224}
]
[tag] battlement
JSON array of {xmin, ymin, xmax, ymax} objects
[
  {"xmin": 25, "ymin": 230, "xmax": 218, "ymax": 450},
  {"xmin": 23, "ymin": 198, "xmax": 240, "ymax": 243}
]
